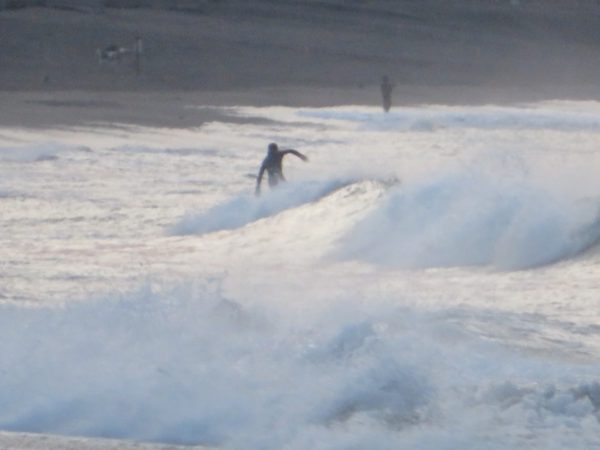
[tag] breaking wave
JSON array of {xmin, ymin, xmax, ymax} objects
[
  {"xmin": 169, "ymin": 168, "xmax": 600, "ymax": 270},
  {"xmin": 169, "ymin": 179, "xmax": 356, "ymax": 235},
  {"xmin": 2, "ymin": 101, "xmax": 600, "ymax": 450},
  {"xmin": 336, "ymin": 172, "xmax": 600, "ymax": 270},
  {"xmin": 0, "ymin": 281, "xmax": 598, "ymax": 449}
]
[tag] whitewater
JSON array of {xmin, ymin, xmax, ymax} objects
[{"xmin": 1, "ymin": 101, "xmax": 600, "ymax": 449}]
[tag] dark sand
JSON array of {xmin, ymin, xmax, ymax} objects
[{"xmin": 2, "ymin": 1, "xmax": 600, "ymax": 128}]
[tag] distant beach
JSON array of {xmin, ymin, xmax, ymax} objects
[{"xmin": 2, "ymin": 2, "xmax": 600, "ymax": 128}]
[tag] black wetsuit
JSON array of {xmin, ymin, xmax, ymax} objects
[{"xmin": 255, "ymin": 144, "xmax": 307, "ymax": 195}]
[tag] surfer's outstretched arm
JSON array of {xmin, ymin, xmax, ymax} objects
[
  {"xmin": 282, "ymin": 149, "xmax": 308, "ymax": 162},
  {"xmin": 255, "ymin": 164, "xmax": 266, "ymax": 196}
]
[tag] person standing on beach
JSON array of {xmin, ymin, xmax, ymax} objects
[
  {"xmin": 380, "ymin": 75, "xmax": 394, "ymax": 112},
  {"xmin": 255, "ymin": 143, "xmax": 308, "ymax": 196}
]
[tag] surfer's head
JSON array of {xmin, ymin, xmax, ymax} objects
[{"xmin": 268, "ymin": 143, "xmax": 278, "ymax": 156}]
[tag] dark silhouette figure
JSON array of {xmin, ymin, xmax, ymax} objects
[
  {"xmin": 134, "ymin": 36, "xmax": 143, "ymax": 75},
  {"xmin": 255, "ymin": 143, "xmax": 308, "ymax": 196},
  {"xmin": 380, "ymin": 75, "xmax": 394, "ymax": 112}
]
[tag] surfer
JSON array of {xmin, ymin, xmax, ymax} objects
[{"xmin": 255, "ymin": 143, "xmax": 308, "ymax": 196}]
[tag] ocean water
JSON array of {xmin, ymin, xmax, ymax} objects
[{"xmin": 1, "ymin": 102, "xmax": 599, "ymax": 449}]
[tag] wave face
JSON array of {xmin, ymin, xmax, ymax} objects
[
  {"xmin": 336, "ymin": 173, "xmax": 600, "ymax": 269},
  {"xmin": 169, "ymin": 179, "xmax": 354, "ymax": 235}
]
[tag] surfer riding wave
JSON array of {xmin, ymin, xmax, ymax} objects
[{"xmin": 255, "ymin": 143, "xmax": 308, "ymax": 196}]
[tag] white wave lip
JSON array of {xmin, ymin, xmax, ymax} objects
[{"xmin": 336, "ymin": 173, "xmax": 600, "ymax": 269}]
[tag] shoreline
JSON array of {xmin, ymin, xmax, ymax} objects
[
  {"xmin": 1, "ymin": 83, "xmax": 597, "ymax": 130},
  {"xmin": 0, "ymin": 430, "xmax": 213, "ymax": 450}
]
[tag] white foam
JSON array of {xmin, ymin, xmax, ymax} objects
[
  {"xmin": 335, "ymin": 170, "xmax": 600, "ymax": 269},
  {"xmin": 0, "ymin": 142, "xmax": 69, "ymax": 162},
  {"xmin": 0, "ymin": 282, "xmax": 598, "ymax": 449},
  {"xmin": 169, "ymin": 179, "xmax": 355, "ymax": 235},
  {"xmin": 2, "ymin": 101, "xmax": 600, "ymax": 449},
  {"xmin": 297, "ymin": 103, "xmax": 600, "ymax": 132}
]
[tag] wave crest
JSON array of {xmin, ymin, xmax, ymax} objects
[{"xmin": 336, "ymin": 173, "xmax": 600, "ymax": 269}]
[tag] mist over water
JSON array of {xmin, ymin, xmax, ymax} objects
[{"xmin": 1, "ymin": 103, "xmax": 600, "ymax": 448}]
